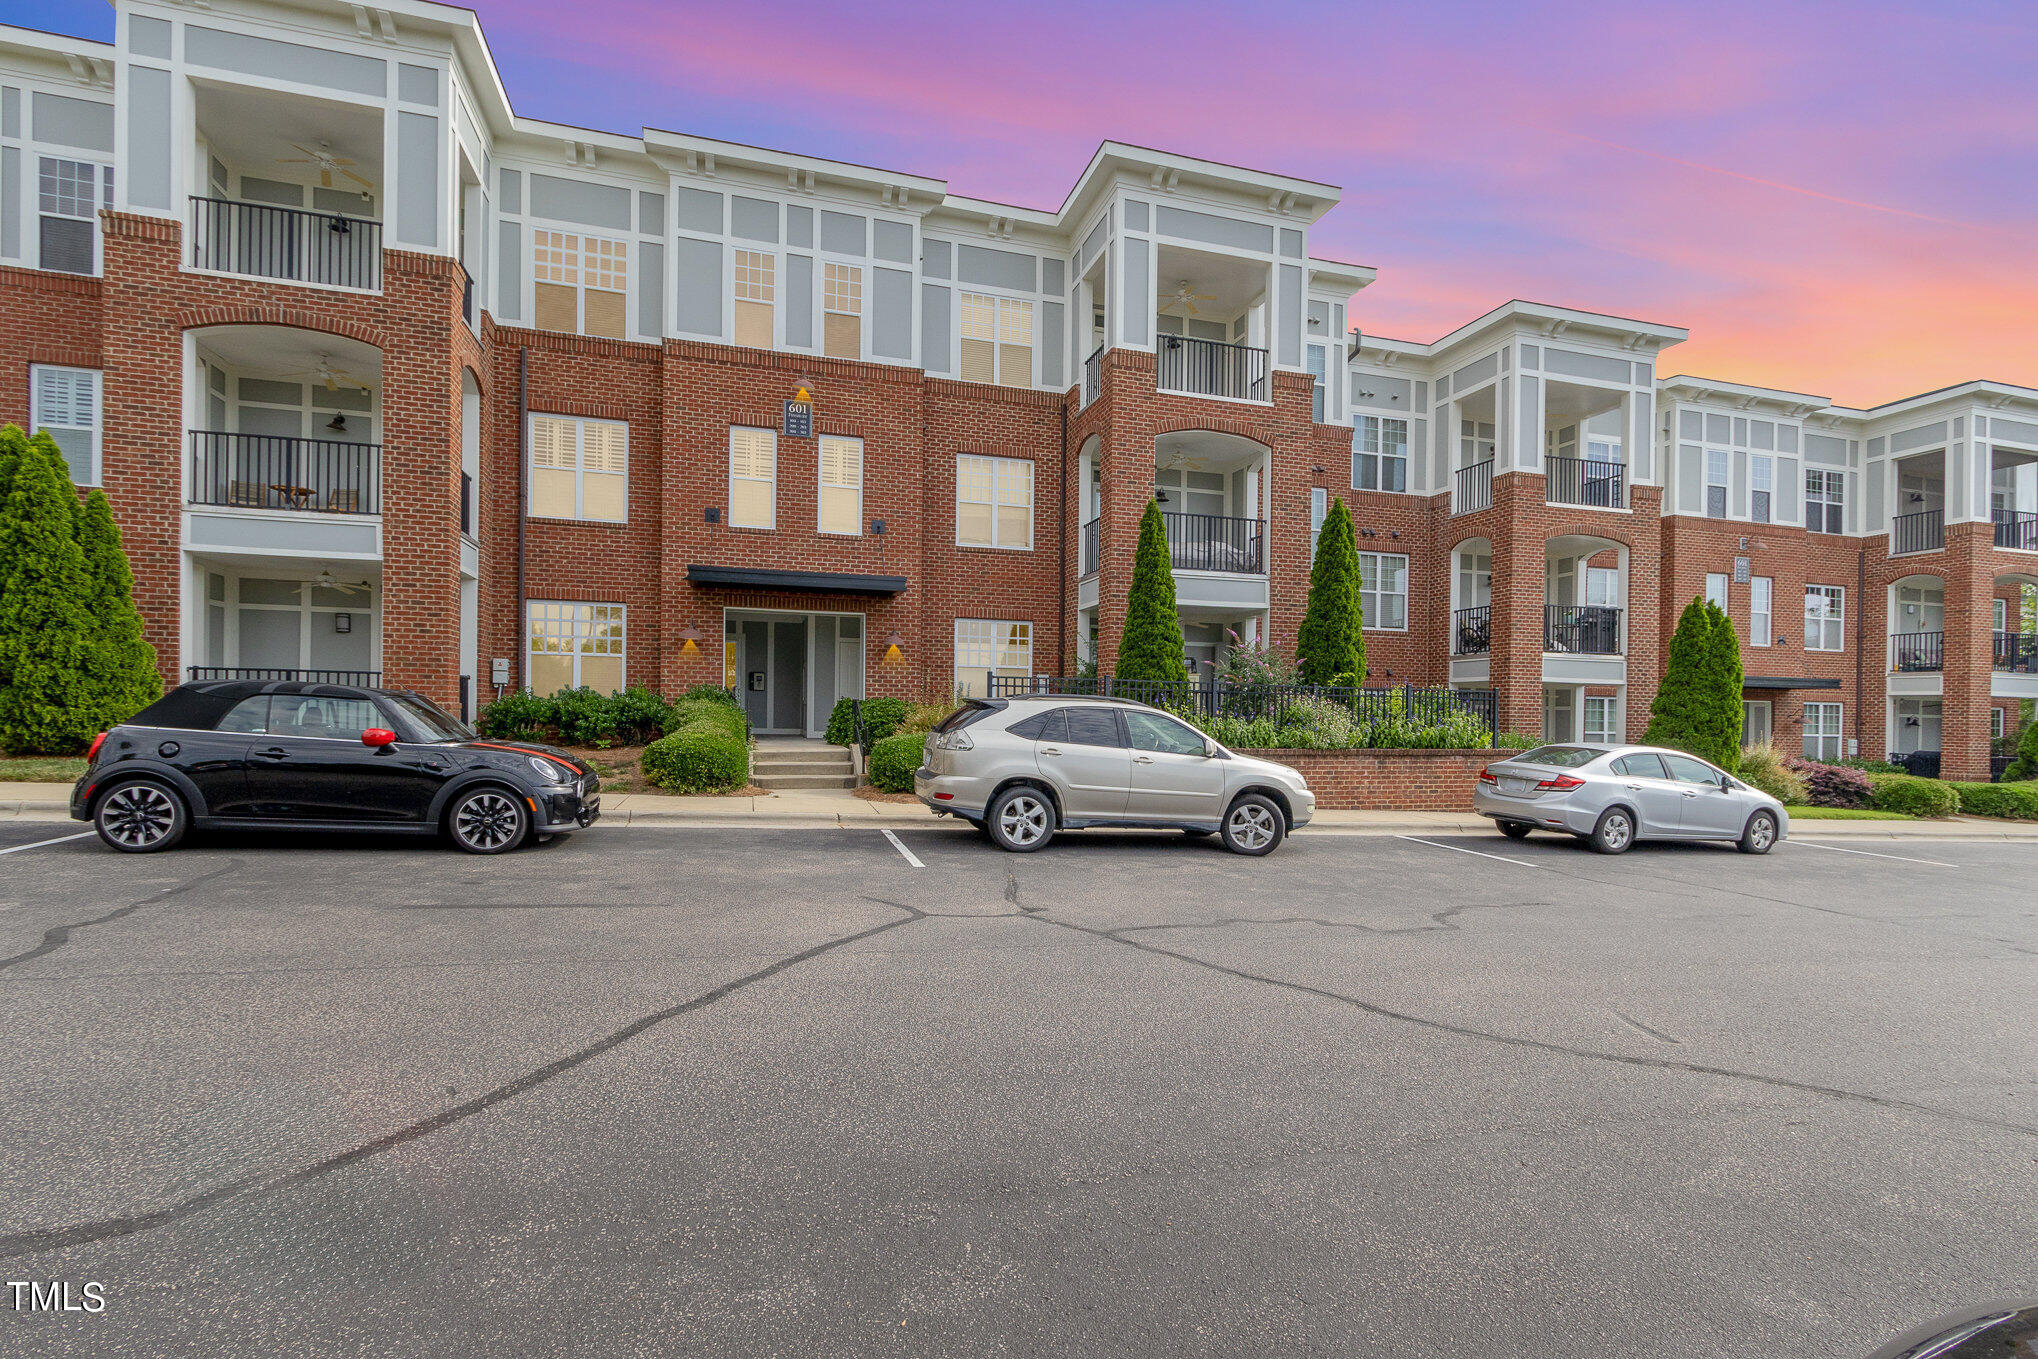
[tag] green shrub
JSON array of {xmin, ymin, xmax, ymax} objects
[
  {"xmin": 1949, "ymin": 781, "xmax": 2038, "ymax": 819},
  {"xmin": 1117, "ymin": 500, "xmax": 1187, "ymax": 684},
  {"xmin": 641, "ymin": 723, "xmax": 749, "ymax": 792},
  {"xmin": 2005, "ymin": 714, "xmax": 2038, "ymax": 781},
  {"xmin": 1297, "ymin": 497, "xmax": 1363, "ymax": 685},
  {"xmin": 667, "ymin": 698, "xmax": 746, "ymax": 741},
  {"xmin": 677, "ymin": 683, "xmax": 740, "ymax": 706},
  {"xmin": 1866, "ymin": 772, "xmax": 1959, "ymax": 818},
  {"xmin": 823, "ymin": 696, "xmax": 909, "ymax": 750},
  {"xmin": 900, "ymin": 700, "xmax": 956, "ymax": 734},
  {"xmin": 550, "ymin": 687, "xmax": 622, "ymax": 748},
  {"xmin": 1838, "ymin": 756, "xmax": 1902, "ymax": 775},
  {"xmin": 824, "ymin": 698, "xmax": 859, "ymax": 746},
  {"xmin": 1783, "ymin": 756, "xmax": 1873, "ymax": 808},
  {"xmin": 611, "ymin": 686, "xmax": 675, "ymax": 743},
  {"xmin": 0, "ymin": 427, "xmax": 98, "ymax": 754},
  {"xmin": 476, "ymin": 689, "xmax": 552, "ymax": 739},
  {"xmin": 1736, "ymin": 744, "xmax": 1809, "ymax": 805},
  {"xmin": 866, "ymin": 730, "xmax": 924, "ymax": 793}
]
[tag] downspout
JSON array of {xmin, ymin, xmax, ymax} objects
[
  {"xmin": 516, "ymin": 347, "xmax": 530, "ymax": 691},
  {"xmin": 1058, "ymin": 400, "xmax": 1070, "ymax": 672},
  {"xmin": 1855, "ymin": 544, "xmax": 1866, "ymax": 760}
]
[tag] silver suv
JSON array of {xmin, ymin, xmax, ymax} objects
[{"xmin": 913, "ymin": 696, "xmax": 1315, "ymax": 855}]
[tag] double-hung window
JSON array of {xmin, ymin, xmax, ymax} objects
[
  {"xmin": 1585, "ymin": 566, "xmax": 1620, "ymax": 609},
  {"xmin": 823, "ymin": 263, "xmax": 863, "ymax": 359},
  {"xmin": 1803, "ymin": 702, "xmax": 1843, "ymax": 762},
  {"xmin": 953, "ymin": 619, "xmax": 1031, "ymax": 698},
  {"xmin": 29, "ymin": 365, "xmax": 101, "ymax": 485},
  {"xmin": 1805, "ymin": 468, "xmax": 1844, "ymax": 534},
  {"xmin": 1705, "ymin": 449, "xmax": 1729, "ymax": 518},
  {"xmin": 818, "ymin": 434, "xmax": 862, "ymax": 535},
  {"xmin": 956, "ymin": 454, "xmax": 1033, "ymax": 549},
  {"xmin": 1805, "ymin": 586, "xmax": 1845, "ymax": 651},
  {"xmin": 959, "ymin": 293, "xmax": 1034, "ymax": 388},
  {"xmin": 527, "ymin": 601, "xmax": 625, "ymax": 695},
  {"xmin": 1751, "ymin": 455, "xmax": 1774, "ymax": 524},
  {"xmin": 1705, "ymin": 573, "xmax": 1729, "ymax": 612},
  {"xmin": 1310, "ymin": 487, "xmax": 1327, "ymax": 555},
  {"xmin": 527, "ymin": 415, "xmax": 627, "ymax": 522},
  {"xmin": 1353, "ymin": 416, "xmax": 1409, "ymax": 492},
  {"xmin": 1358, "ymin": 551, "xmax": 1408, "ymax": 630},
  {"xmin": 1584, "ymin": 695, "xmax": 1619, "ymax": 744},
  {"xmin": 733, "ymin": 248, "xmax": 776, "ymax": 349},
  {"xmin": 1750, "ymin": 576, "xmax": 1773, "ymax": 646},
  {"xmin": 1307, "ymin": 346, "xmax": 1327, "ymax": 422},
  {"xmin": 39, "ymin": 157, "xmax": 110, "ymax": 275},
  {"xmin": 532, "ymin": 229, "xmax": 628, "ymax": 339},
  {"xmin": 728, "ymin": 426, "xmax": 777, "ymax": 529}
]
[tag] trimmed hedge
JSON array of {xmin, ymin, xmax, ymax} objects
[
  {"xmin": 642, "ymin": 724, "xmax": 749, "ymax": 792},
  {"xmin": 476, "ymin": 685, "xmax": 674, "ymax": 747},
  {"xmin": 1949, "ymin": 781, "xmax": 2038, "ymax": 820},
  {"xmin": 667, "ymin": 697, "xmax": 746, "ymax": 741},
  {"xmin": 824, "ymin": 696, "xmax": 909, "ymax": 750},
  {"xmin": 1866, "ymin": 772, "xmax": 1959, "ymax": 818},
  {"xmin": 866, "ymin": 730, "xmax": 924, "ymax": 793}
]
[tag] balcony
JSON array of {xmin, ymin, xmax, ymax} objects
[
  {"xmin": 1155, "ymin": 334, "xmax": 1268, "ymax": 403},
  {"xmin": 1890, "ymin": 508, "xmax": 1944, "ymax": 556},
  {"xmin": 1166, "ymin": 511, "xmax": 1263, "ymax": 574},
  {"xmin": 1996, "ymin": 510, "xmax": 2038, "ymax": 552},
  {"xmin": 1544, "ymin": 454, "xmax": 1626, "ymax": 510},
  {"xmin": 1082, "ymin": 344, "xmax": 1104, "ymax": 408},
  {"xmin": 1892, "ymin": 631, "xmax": 1944, "ymax": 673},
  {"xmin": 1453, "ymin": 605, "xmax": 1491, "ymax": 656},
  {"xmin": 1996, "ymin": 631, "xmax": 2037, "ymax": 674},
  {"xmin": 188, "ymin": 197, "xmax": 382, "ymax": 292},
  {"xmin": 189, "ymin": 666, "xmax": 382, "ymax": 685},
  {"xmin": 1454, "ymin": 459, "xmax": 1494, "ymax": 515},
  {"xmin": 189, "ymin": 431, "xmax": 380, "ymax": 515},
  {"xmin": 1081, "ymin": 517, "xmax": 1099, "ymax": 576},
  {"xmin": 1545, "ymin": 605, "xmax": 1621, "ymax": 655}
]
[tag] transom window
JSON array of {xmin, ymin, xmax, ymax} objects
[
  {"xmin": 1803, "ymin": 702, "xmax": 1843, "ymax": 762},
  {"xmin": 1805, "ymin": 585, "xmax": 1845, "ymax": 651},
  {"xmin": 527, "ymin": 601, "xmax": 625, "ymax": 695},
  {"xmin": 528, "ymin": 414, "xmax": 628, "ymax": 522},
  {"xmin": 823, "ymin": 262, "xmax": 863, "ymax": 359},
  {"xmin": 729, "ymin": 426, "xmax": 777, "ymax": 529},
  {"xmin": 532, "ymin": 229, "xmax": 628, "ymax": 339},
  {"xmin": 956, "ymin": 454, "xmax": 1033, "ymax": 550},
  {"xmin": 1806, "ymin": 468, "xmax": 1844, "ymax": 534},
  {"xmin": 29, "ymin": 365, "xmax": 101, "ymax": 485},
  {"xmin": 953, "ymin": 619, "xmax": 1031, "ymax": 698},
  {"xmin": 733, "ymin": 248, "xmax": 776, "ymax": 349},
  {"xmin": 1353, "ymin": 416, "xmax": 1409, "ymax": 493},
  {"xmin": 1358, "ymin": 551, "xmax": 1409, "ymax": 631},
  {"xmin": 959, "ymin": 293, "xmax": 1035, "ymax": 388},
  {"xmin": 818, "ymin": 434, "xmax": 862, "ymax": 536}
]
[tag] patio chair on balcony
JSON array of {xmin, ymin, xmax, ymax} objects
[
  {"xmin": 228, "ymin": 481, "xmax": 268, "ymax": 507},
  {"xmin": 325, "ymin": 489, "xmax": 360, "ymax": 513}
]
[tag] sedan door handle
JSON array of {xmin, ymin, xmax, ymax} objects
[
  {"xmin": 253, "ymin": 747, "xmax": 289, "ymax": 760},
  {"xmin": 1132, "ymin": 755, "xmax": 1155, "ymax": 764},
  {"xmin": 1040, "ymin": 746, "xmax": 1063, "ymax": 758},
  {"xmin": 1623, "ymin": 783, "xmax": 1642, "ymax": 790},
  {"xmin": 1680, "ymin": 790, "xmax": 1698, "ymax": 798}
]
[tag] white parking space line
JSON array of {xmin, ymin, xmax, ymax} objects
[
  {"xmin": 1396, "ymin": 835, "xmax": 1541, "ymax": 868},
  {"xmin": 0, "ymin": 831, "xmax": 93, "ymax": 856},
  {"xmin": 880, "ymin": 829, "xmax": 925, "ymax": 868},
  {"xmin": 1791, "ymin": 841, "xmax": 1958, "ymax": 868}
]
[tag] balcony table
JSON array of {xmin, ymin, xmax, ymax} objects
[{"xmin": 269, "ymin": 483, "xmax": 317, "ymax": 510}]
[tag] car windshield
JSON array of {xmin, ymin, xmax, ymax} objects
[
  {"xmin": 386, "ymin": 693, "xmax": 474, "ymax": 743},
  {"xmin": 1512, "ymin": 745, "xmax": 1602, "ymax": 768}
]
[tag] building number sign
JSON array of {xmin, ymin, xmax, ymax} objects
[{"xmin": 783, "ymin": 387, "xmax": 814, "ymax": 439}]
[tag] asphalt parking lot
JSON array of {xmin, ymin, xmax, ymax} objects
[{"xmin": 2, "ymin": 818, "xmax": 2034, "ymax": 1358}]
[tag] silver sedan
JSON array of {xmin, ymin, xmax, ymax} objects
[{"xmin": 1471, "ymin": 743, "xmax": 1789, "ymax": 855}]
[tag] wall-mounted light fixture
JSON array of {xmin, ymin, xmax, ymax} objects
[
  {"xmin": 704, "ymin": 507, "xmax": 721, "ymax": 524},
  {"xmin": 679, "ymin": 626, "xmax": 701, "ymax": 652},
  {"xmin": 333, "ymin": 612, "xmax": 351, "ymax": 634},
  {"xmin": 325, "ymin": 413, "xmax": 348, "ymax": 432},
  {"xmin": 884, "ymin": 631, "xmax": 905, "ymax": 660}
]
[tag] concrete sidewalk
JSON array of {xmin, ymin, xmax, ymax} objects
[{"xmin": 8, "ymin": 779, "xmax": 2037, "ymax": 840}]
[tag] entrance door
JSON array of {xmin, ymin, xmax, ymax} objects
[{"xmin": 1742, "ymin": 700, "xmax": 1773, "ymax": 750}]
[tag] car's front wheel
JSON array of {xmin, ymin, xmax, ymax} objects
[
  {"xmin": 1588, "ymin": 806, "xmax": 1636, "ymax": 855},
  {"xmin": 447, "ymin": 786, "xmax": 529, "ymax": 854},
  {"xmin": 987, "ymin": 785, "xmax": 1056, "ymax": 853},
  {"xmin": 1497, "ymin": 820, "xmax": 1533, "ymax": 840},
  {"xmin": 1220, "ymin": 794, "xmax": 1285, "ymax": 856},
  {"xmin": 1737, "ymin": 810, "xmax": 1779, "ymax": 855},
  {"xmin": 95, "ymin": 779, "xmax": 188, "ymax": 853}
]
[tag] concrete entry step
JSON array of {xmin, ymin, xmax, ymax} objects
[
  {"xmin": 750, "ymin": 759, "xmax": 853, "ymax": 775},
  {"xmin": 751, "ymin": 773, "xmax": 858, "ymax": 790}
]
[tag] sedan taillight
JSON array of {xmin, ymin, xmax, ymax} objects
[
  {"xmin": 1535, "ymin": 774, "xmax": 1586, "ymax": 791},
  {"xmin": 1477, "ymin": 767, "xmax": 1499, "ymax": 785}
]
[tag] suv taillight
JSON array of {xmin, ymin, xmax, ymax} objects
[
  {"xmin": 1535, "ymin": 774, "xmax": 1585, "ymax": 791},
  {"xmin": 1477, "ymin": 767, "xmax": 1499, "ymax": 785},
  {"xmin": 87, "ymin": 731, "xmax": 107, "ymax": 763}
]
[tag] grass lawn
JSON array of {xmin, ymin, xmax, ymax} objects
[
  {"xmin": 0, "ymin": 756, "xmax": 88, "ymax": 783},
  {"xmin": 1784, "ymin": 805, "xmax": 1916, "ymax": 820}
]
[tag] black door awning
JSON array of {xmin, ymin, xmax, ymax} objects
[
  {"xmin": 1742, "ymin": 676, "xmax": 1842, "ymax": 691},
  {"xmin": 685, "ymin": 564, "xmax": 909, "ymax": 595}
]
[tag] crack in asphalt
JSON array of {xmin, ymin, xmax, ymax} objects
[
  {"xmin": 0, "ymin": 863, "xmax": 242, "ymax": 975},
  {"xmin": 0, "ymin": 900, "xmax": 926, "ymax": 1262},
  {"xmin": 1113, "ymin": 901, "xmax": 1541, "ymax": 938}
]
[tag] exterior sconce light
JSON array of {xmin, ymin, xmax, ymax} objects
[
  {"xmin": 679, "ymin": 626, "xmax": 701, "ymax": 652},
  {"xmin": 883, "ymin": 631, "xmax": 906, "ymax": 663},
  {"xmin": 334, "ymin": 612, "xmax": 351, "ymax": 633}
]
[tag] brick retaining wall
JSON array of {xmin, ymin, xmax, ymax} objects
[{"xmin": 1238, "ymin": 748, "xmax": 1504, "ymax": 811}]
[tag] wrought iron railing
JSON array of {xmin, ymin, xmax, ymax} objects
[
  {"xmin": 1890, "ymin": 750, "xmax": 1941, "ymax": 780},
  {"xmin": 1994, "ymin": 631, "xmax": 2037, "ymax": 673},
  {"xmin": 1544, "ymin": 605, "xmax": 1622, "ymax": 655},
  {"xmin": 1891, "ymin": 631, "xmax": 1944, "ymax": 672},
  {"xmin": 1453, "ymin": 605, "xmax": 1491, "ymax": 656},
  {"xmin": 1163, "ymin": 511, "xmax": 1264, "ymax": 574},
  {"xmin": 188, "ymin": 431, "xmax": 381, "ymax": 514},
  {"xmin": 1995, "ymin": 509, "xmax": 2038, "ymax": 552},
  {"xmin": 1891, "ymin": 508, "xmax": 1944, "ymax": 555},
  {"xmin": 1155, "ymin": 334, "xmax": 1269, "ymax": 402},
  {"xmin": 1081, "ymin": 517, "xmax": 1099, "ymax": 576},
  {"xmin": 187, "ymin": 667, "xmax": 383, "ymax": 685},
  {"xmin": 985, "ymin": 674, "xmax": 1499, "ymax": 735},
  {"xmin": 1082, "ymin": 344, "xmax": 1104, "ymax": 407},
  {"xmin": 188, "ymin": 196, "xmax": 381, "ymax": 291},
  {"xmin": 461, "ymin": 471, "xmax": 475, "ymax": 536},
  {"xmin": 1454, "ymin": 458, "xmax": 1493, "ymax": 514},
  {"xmin": 460, "ymin": 267, "xmax": 475, "ymax": 327},
  {"xmin": 1544, "ymin": 454, "xmax": 1626, "ymax": 509}
]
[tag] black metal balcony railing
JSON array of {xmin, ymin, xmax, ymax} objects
[
  {"xmin": 189, "ymin": 431, "xmax": 381, "ymax": 514},
  {"xmin": 1163, "ymin": 511, "xmax": 1264, "ymax": 574},
  {"xmin": 1453, "ymin": 605, "xmax": 1491, "ymax": 656},
  {"xmin": 188, "ymin": 197, "xmax": 382, "ymax": 291},
  {"xmin": 1995, "ymin": 631, "xmax": 2038, "ymax": 674},
  {"xmin": 1891, "ymin": 631, "xmax": 1944, "ymax": 672},
  {"xmin": 1995, "ymin": 509, "xmax": 2038, "ymax": 552},
  {"xmin": 1081, "ymin": 517, "xmax": 1099, "ymax": 576},
  {"xmin": 188, "ymin": 667, "xmax": 383, "ymax": 685},
  {"xmin": 1545, "ymin": 605, "xmax": 1622, "ymax": 655},
  {"xmin": 1544, "ymin": 454, "xmax": 1626, "ymax": 509},
  {"xmin": 1455, "ymin": 459, "xmax": 1494, "ymax": 514},
  {"xmin": 461, "ymin": 471, "xmax": 475, "ymax": 536},
  {"xmin": 460, "ymin": 267, "xmax": 475, "ymax": 327},
  {"xmin": 1155, "ymin": 334, "xmax": 1269, "ymax": 403},
  {"xmin": 1891, "ymin": 508, "xmax": 1944, "ymax": 555},
  {"xmin": 1083, "ymin": 344, "xmax": 1104, "ymax": 407}
]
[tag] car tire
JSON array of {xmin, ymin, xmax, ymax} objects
[
  {"xmin": 94, "ymin": 778, "xmax": 188, "ymax": 853},
  {"xmin": 987, "ymin": 785, "xmax": 1056, "ymax": 853},
  {"xmin": 1220, "ymin": 794, "xmax": 1285, "ymax": 856},
  {"xmin": 1497, "ymin": 820, "xmax": 1533, "ymax": 840},
  {"xmin": 1737, "ymin": 810, "xmax": 1779, "ymax": 855},
  {"xmin": 1588, "ymin": 806, "xmax": 1636, "ymax": 855},
  {"xmin": 447, "ymin": 785, "xmax": 530, "ymax": 855}
]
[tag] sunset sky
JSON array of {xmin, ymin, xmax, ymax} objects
[{"xmin": 15, "ymin": 0, "xmax": 2035, "ymax": 407}]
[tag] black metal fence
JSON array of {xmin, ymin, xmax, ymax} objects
[
  {"xmin": 188, "ymin": 667, "xmax": 383, "ymax": 685},
  {"xmin": 189, "ymin": 430, "xmax": 381, "ymax": 514},
  {"xmin": 1996, "ymin": 510, "xmax": 2038, "ymax": 552},
  {"xmin": 1891, "ymin": 631, "xmax": 1944, "ymax": 672},
  {"xmin": 1453, "ymin": 605, "xmax": 1491, "ymax": 656},
  {"xmin": 1890, "ymin": 750, "xmax": 1941, "ymax": 779},
  {"xmin": 1155, "ymin": 334, "xmax": 1268, "ymax": 402},
  {"xmin": 1163, "ymin": 511, "xmax": 1263, "ymax": 574},
  {"xmin": 1545, "ymin": 605, "xmax": 1622, "ymax": 654},
  {"xmin": 1544, "ymin": 454, "xmax": 1626, "ymax": 509},
  {"xmin": 1891, "ymin": 508, "xmax": 1944, "ymax": 555},
  {"xmin": 985, "ymin": 674, "xmax": 1498, "ymax": 734},
  {"xmin": 1996, "ymin": 631, "xmax": 2038, "ymax": 674},
  {"xmin": 1455, "ymin": 458, "xmax": 1493, "ymax": 513},
  {"xmin": 188, "ymin": 196, "xmax": 382, "ymax": 290}
]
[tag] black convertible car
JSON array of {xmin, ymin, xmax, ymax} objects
[{"xmin": 71, "ymin": 680, "xmax": 599, "ymax": 854}]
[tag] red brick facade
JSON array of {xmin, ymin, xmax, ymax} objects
[{"xmin": 1241, "ymin": 748, "xmax": 1503, "ymax": 811}]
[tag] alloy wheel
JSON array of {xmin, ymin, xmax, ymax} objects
[
  {"xmin": 998, "ymin": 794, "xmax": 1049, "ymax": 847},
  {"xmin": 1602, "ymin": 812, "xmax": 1633, "ymax": 850},
  {"xmin": 1228, "ymin": 803, "xmax": 1277, "ymax": 851},
  {"xmin": 100, "ymin": 784, "xmax": 176, "ymax": 849},
  {"xmin": 1749, "ymin": 815, "xmax": 1775, "ymax": 850},
  {"xmin": 455, "ymin": 791, "xmax": 524, "ymax": 850}
]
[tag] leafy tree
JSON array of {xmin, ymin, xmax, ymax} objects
[
  {"xmin": 1296, "ymin": 497, "xmax": 1365, "ymax": 685},
  {"xmin": 1700, "ymin": 598, "xmax": 1745, "ymax": 771},
  {"xmin": 2006, "ymin": 711, "xmax": 2038, "ymax": 781},
  {"xmin": 1642, "ymin": 597, "xmax": 1713, "ymax": 762},
  {"xmin": 1116, "ymin": 499, "xmax": 1188, "ymax": 684},
  {"xmin": 0, "ymin": 428, "xmax": 98, "ymax": 753},
  {"xmin": 74, "ymin": 489, "xmax": 163, "ymax": 731}
]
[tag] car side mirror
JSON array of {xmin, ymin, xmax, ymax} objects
[
  {"xmin": 362, "ymin": 728, "xmax": 397, "ymax": 748},
  {"xmin": 1718, "ymin": 773, "xmax": 1733, "ymax": 792}
]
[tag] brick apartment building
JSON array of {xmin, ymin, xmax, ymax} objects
[{"xmin": 2, "ymin": 0, "xmax": 2033, "ymax": 780}]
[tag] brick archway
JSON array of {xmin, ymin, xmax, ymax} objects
[
  {"xmin": 1154, "ymin": 415, "xmax": 1278, "ymax": 449},
  {"xmin": 176, "ymin": 306, "xmax": 383, "ymax": 350}
]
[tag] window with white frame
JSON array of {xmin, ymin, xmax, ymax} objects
[
  {"xmin": 1805, "ymin": 585, "xmax": 1845, "ymax": 651},
  {"xmin": 532, "ymin": 229, "xmax": 628, "ymax": 339},
  {"xmin": 1353, "ymin": 416, "xmax": 1409, "ymax": 493},
  {"xmin": 527, "ymin": 414, "xmax": 627, "ymax": 522},
  {"xmin": 1307, "ymin": 346, "xmax": 1327, "ymax": 422},
  {"xmin": 728, "ymin": 426, "xmax": 777, "ymax": 529},
  {"xmin": 1705, "ymin": 449, "xmax": 1729, "ymax": 518},
  {"xmin": 39, "ymin": 156, "xmax": 110, "ymax": 275},
  {"xmin": 1461, "ymin": 419, "xmax": 1496, "ymax": 466},
  {"xmin": 1750, "ymin": 576, "xmax": 1773, "ymax": 646},
  {"xmin": 527, "ymin": 601, "xmax": 625, "ymax": 695},
  {"xmin": 956, "ymin": 454, "xmax": 1033, "ymax": 549},
  {"xmin": 823, "ymin": 262, "xmax": 863, "ymax": 359},
  {"xmin": 818, "ymin": 434, "xmax": 862, "ymax": 535},
  {"xmin": 1584, "ymin": 694, "xmax": 1619, "ymax": 744},
  {"xmin": 1993, "ymin": 707, "xmax": 2006, "ymax": 740},
  {"xmin": 733, "ymin": 248, "xmax": 776, "ymax": 349},
  {"xmin": 1359, "ymin": 552, "xmax": 1408, "ymax": 631},
  {"xmin": 29, "ymin": 365, "xmax": 101, "ymax": 485},
  {"xmin": 959, "ymin": 293, "xmax": 1034, "ymax": 388},
  {"xmin": 1993, "ymin": 597, "xmax": 2007, "ymax": 633},
  {"xmin": 1585, "ymin": 566, "xmax": 1620, "ymax": 608},
  {"xmin": 953, "ymin": 619, "xmax": 1031, "ymax": 698},
  {"xmin": 1803, "ymin": 702, "xmax": 1843, "ymax": 762},
  {"xmin": 1751, "ymin": 455, "xmax": 1774, "ymax": 524},
  {"xmin": 1705, "ymin": 573, "xmax": 1729, "ymax": 612},
  {"xmin": 1806, "ymin": 468, "xmax": 1844, "ymax": 534},
  {"xmin": 1310, "ymin": 486, "xmax": 1327, "ymax": 555}
]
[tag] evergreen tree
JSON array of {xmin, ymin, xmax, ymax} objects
[
  {"xmin": 1700, "ymin": 598, "xmax": 1745, "ymax": 771},
  {"xmin": 1116, "ymin": 499, "xmax": 1188, "ymax": 684},
  {"xmin": 1296, "ymin": 497, "xmax": 1365, "ymax": 685},
  {"xmin": 74, "ymin": 488, "xmax": 163, "ymax": 729},
  {"xmin": 0, "ymin": 428, "xmax": 98, "ymax": 753},
  {"xmin": 1642, "ymin": 597, "xmax": 1712, "ymax": 760},
  {"xmin": 2004, "ymin": 710, "xmax": 2038, "ymax": 781}
]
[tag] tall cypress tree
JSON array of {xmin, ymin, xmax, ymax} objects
[
  {"xmin": 0, "ymin": 428, "xmax": 98, "ymax": 753},
  {"xmin": 1296, "ymin": 497, "xmax": 1364, "ymax": 684},
  {"xmin": 1700, "ymin": 598, "xmax": 1745, "ymax": 771},
  {"xmin": 1642, "ymin": 597, "xmax": 1712, "ymax": 760},
  {"xmin": 1116, "ymin": 499, "xmax": 1188, "ymax": 684},
  {"xmin": 75, "ymin": 487, "xmax": 163, "ymax": 730}
]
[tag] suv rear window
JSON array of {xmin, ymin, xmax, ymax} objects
[
  {"xmin": 933, "ymin": 700, "xmax": 1002, "ymax": 734},
  {"xmin": 1006, "ymin": 709, "xmax": 1066, "ymax": 741}
]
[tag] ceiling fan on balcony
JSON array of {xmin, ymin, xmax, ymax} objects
[
  {"xmin": 313, "ymin": 567, "xmax": 372, "ymax": 597},
  {"xmin": 277, "ymin": 354, "xmax": 373, "ymax": 394},
  {"xmin": 276, "ymin": 141, "xmax": 375, "ymax": 193},
  {"xmin": 1160, "ymin": 279, "xmax": 1218, "ymax": 317}
]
